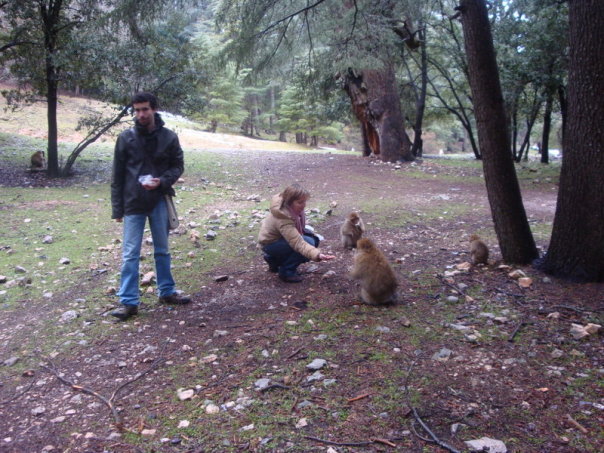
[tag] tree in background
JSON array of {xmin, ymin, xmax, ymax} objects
[
  {"xmin": 541, "ymin": 0, "xmax": 604, "ymax": 282},
  {"xmin": 0, "ymin": 0, "xmax": 202, "ymax": 177},
  {"xmin": 458, "ymin": 0, "xmax": 538, "ymax": 264}
]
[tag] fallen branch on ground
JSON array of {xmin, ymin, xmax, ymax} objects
[{"xmin": 411, "ymin": 407, "xmax": 461, "ymax": 453}]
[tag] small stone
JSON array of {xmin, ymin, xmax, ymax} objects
[
  {"xmin": 518, "ymin": 277, "xmax": 532, "ymax": 288},
  {"xmin": 205, "ymin": 403, "xmax": 220, "ymax": 414},
  {"xmin": 32, "ymin": 406, "xmax": 46, "ymax": 416},
  {"xmin": 446, "ymin": 296, "xmax": 459, "ymax": 303},
  {"xmin": 432, "ymin": 348, "xmax": 453, "ymax": 361},
  {"xmin": 178, "ymin": 420, "xmax": 190, "ymax": 428},
  {"xmin": 3, "ymin": 357, "xmax": 19, "ymax": 367},
  {"xmin": 306, "ymin": 359, "xmax": 327, "ymax": 370},
  {"xmin": 551, "ymin": 349, "xmax": 564, "ymax": 359},
  {"xmin": 295, "ymin": 418, "xmax": 308, "ymax": 428},
  {"xmin": 59, "ymin": 257, "xmax": 71, "ymax": 265},
  {"xmin": 177, "ymin": 389, "xmax": 195, "ymax": 401},
  {"xmin": 0, "ymin": 275, "xmax": 6, "ymax": 284},
  {"xmin": 508, "ymin": 269, "xmax": 526, "ymax": 279},
  {"xmin": 214, "ymin": 275, "xmax": 229, "ymax": 282},
  {"xmin": 42, "ymin": 235, "xmax": 53, "ymax": 244},
  {"xmin": 141, "ymin": 271, "xmax": 155, "ymax": 286},
  {"xmin": 322, "ymin": 270, "xmax": 336, "ymax": 279},
  {"xmin": 15, "ymin": 266, "xmax": 27, "ymax": 274},
  {"xmin": 465, "ymin": 437, "xmax": 507, "ymax": 453},
  {"xmin": 205, "ymin": 230, "xmax": 217, "ymax": 240},
  {"xmin": 213, "ymin": 330, "xmax": 228, "ymax": 337},
  {"xmin": 306, "ymin": 371, "xmax": 324, "ymax": 382},
  {"xmin": 376, "ymin": 326, "xmax": 391, "ymax": 333},
  {"xmin": 255, "ymin": 378, "xmax": 271, "ymax": 390},
  {"xmin": 141, "ymin": 429, "xmax": 156, "ymax": 436},
  {"xmin": 547, "ymin": 312, "xmax": 560, "ymax": 319},
  {"xmin": 50, "ymin": 416, "xmax": 66, "ymax": 423},
  {"xmin": 60, "ymin": 310, "xmax": 79, "ymax": 322}
]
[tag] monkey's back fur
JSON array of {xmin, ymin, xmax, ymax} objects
[
  {"xmin": 351, "ymin": 238, "xmax": 398, "ymax": 305},
  {"xmin": 469, "ymin": 234, "xmax": 489, "ymax": 265}
]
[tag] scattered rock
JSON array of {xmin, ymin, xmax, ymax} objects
[
  {"xmin": 60, "ymin": 310, "xmax": 79, "ymax": 322},
  {"xmin": 141, "ymin": 272, "xmax": 155, "ymax": 286},
  {"xmin": 42, "ymin": 235, "xmax": 53, "ymax": 244},
  {"xmin": 205, "ymin": 403, "xmax": 220, "ymax": 414},
  {"xmin": 508, "ymin": 269, "xmax": 526, "ymax": 279},
  {"xmin": 295, "ymin": 418, "xmax": 308, "ymax": 428},
  {"xmin": 376, "ymin": 326, "xmax": 391, "ymax": 333},
  {"xmin": 432, "ymin": 348, "xmax": 453, "ymax": 362},
  {"xmin": 518, "ymin": 277, "xmax": 533, "ymax": 288},
  {"xmin": 177, "ymin": 389, "xmax": 195, "ymax": 401},
  {"xmin": 59, "ymin": 257, "xmax": 71, "ymax": 265},
  {"xmin": 465, "ymin": 437, "xmax": 507, "ymax": 453},
  {"xmin": 31, "ymin": 406, "xmax": 46, "ymax": 416},
  {"xmin": 254, "ymin": 378, "xmax": 271, "ymax": 390},
  {"xmin": 322, "ymin": 270, "xmax": 336, "ymax": 279},
  {"xmin": 0, "ymin": 275, "xmax": 6, "ymax": 284},
  {"xmin": 3, "ymin": 357, "xmax": 19, "ymax": 367},
  {"xmin": 15, "ymin": 266, "xmax": 27, "ymax": 274},
  {"xmin": 570, "ymin": 323, "xmax": 601, "ymax": 339},
  {"xmin": 306, "ymin": 359, "xmax": 327, "ymax": 370},
  {"xmin": 205, "ymin": 230, "xmax": 217, "ymax": 240},
  {"xmin": 214, "ymin": 275, "xmax": 229, "ymax": 282}
]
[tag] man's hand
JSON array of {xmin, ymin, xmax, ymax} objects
[{"xmin": 142, "ymin": 177, "xmax": 161, "ymax": 190}]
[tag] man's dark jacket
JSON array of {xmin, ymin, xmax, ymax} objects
[{"xmin": 111, "ymin": 114, "xmax": 184, "ymax": 219}]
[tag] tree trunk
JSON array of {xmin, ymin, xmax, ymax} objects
[
  {"xmin": 343, "ymin": 67, "xmax": 413, "ymax": 162},
  {"xmin": 459, "ymin": 0, "xmax": 538, "ymax": 264},
  {"xmin": 541, "ymin": 0, "xmax": 604, "ymax": 282},
  {"xmin": 209, "ymin": 119, "xmax": 218, "ymax": 133},
  {"xmin": 540, "ymin": 90, "xmax": 553, "ymax": 164},
  {"xmin": 411, "ymin": 27, "xmax": 427, "ymax": 158},
  {"xmin": 279, "ymin": 131, "xmax": 286, "ymax": 142}
]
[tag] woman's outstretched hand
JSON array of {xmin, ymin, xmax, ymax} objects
[{"xmin": 319, "ymin": 253, "xmax": 335, "ymax": 261}]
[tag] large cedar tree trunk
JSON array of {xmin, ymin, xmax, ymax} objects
[
  {"xmin": 343, "ymin": 67, "xmax": 413, "ymax": 162},
  {"xmin": 459, "ymin": 0, "xmax": 538, "ymax": 263},
  {"xmin": 541, "ymin": 0, "xmax": 604, "ymax": 281}
]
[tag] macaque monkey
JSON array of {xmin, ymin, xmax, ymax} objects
[
  {"xmin": 30, "ymin": 151, "xmax": 46, "ymax": 170},
  {"xmin": 340, "ymin": 212, "xmax": 365, "ymax": 249},
  {"xmin": 350, "ymin": 238, "xmax": 398, "ymax": 305},
  {"xmin": 469, "ymin": 234, "xmax": 489, "ymax": 265}
]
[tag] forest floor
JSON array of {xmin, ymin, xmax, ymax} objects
[{"xmin": 0, "ymin": 121, "xmax": 603, "ymax": 453}]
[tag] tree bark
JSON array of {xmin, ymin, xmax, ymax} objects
[
  {"xmin": 540, "ymin": 89, "xmax": 553, "ymax": 164},
  {"xmin": 459, "ymin": 0, "xmax": 538, "ymax": 264},
  {"xmin": 343, "ymin": 67, "xmax": 413, "ymax": 162},
  {"xmin": 541, "ymin": 0, "xmax": 604, "ymax": 281},
  {"xmin": 411, "ymin": 27, "xmax": 427, "ymax": 158}
]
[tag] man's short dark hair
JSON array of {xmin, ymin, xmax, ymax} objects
[{"xmin": 131, "ymin": 92, "xmax": 158, "ymax": 109}]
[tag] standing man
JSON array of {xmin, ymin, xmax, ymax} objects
[{"xmin": 110, "ymin": 92, "xmax": 191, "ymax": 320}]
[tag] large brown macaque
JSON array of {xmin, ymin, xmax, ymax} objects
[
  {"xmin": 350, "ymin": 238, "xmax": 398, "ymax": 305},
  {"xmin": 30, "ymin": 151, "xmax": 46, "ymax": 170}
]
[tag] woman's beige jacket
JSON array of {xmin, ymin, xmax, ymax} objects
[{"xmin": 257, "ymin": 194, "xmax": 321, "ymax": 261}]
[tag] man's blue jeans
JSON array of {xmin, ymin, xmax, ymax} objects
[
  {"xmin": 262, "ymin": 234, "xmax": 318, "ymax": 278},
  {"xmin": 118, "ymin": 197, "xmax": 175, "ymax": 306}
]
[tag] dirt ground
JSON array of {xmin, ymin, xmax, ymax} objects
[{"xmin": 0, "ymin": 148, "xmax": 602, "ymax": 453}]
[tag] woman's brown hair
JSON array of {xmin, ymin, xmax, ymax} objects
[{"xmin": 280, "ymin": 183, "xmax": 310, "ymax": 208}]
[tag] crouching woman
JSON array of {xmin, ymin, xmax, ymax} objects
[{"xmin": 258, "ymin": 184, "xmax": 335, "ymax": 282}]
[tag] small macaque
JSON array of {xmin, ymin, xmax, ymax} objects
[
  {"xmin": 469, "ymin": 234, "xmax": 489, "ymax": 265},
  {"xmin": 30, "ymin": 151, "xmax": 46, "ymax": 170},
  {"xmin": 350, "ymin": 238, "xmax": 398, "ymax": 305},
  {"xmin": 340, "ymin": 212, "xmax": 365, "ymax": 249}
]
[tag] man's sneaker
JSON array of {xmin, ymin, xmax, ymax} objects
[
  {"xmin": 279, "ymin": 273, "xmax": 303, "ymax": 283},
  {"xmin": 159, "ymin": 294, "xmax": 192, "ymax": 305},
  {"xmin": 111, "ymin": 305, "xmax": 138, "ymax": 320}
]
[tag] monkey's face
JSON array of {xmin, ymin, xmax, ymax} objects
[
  {"xmin": 356, "ymin": 238, "xmax": 373, "ymax": 252},
  {"xmin": 349, "ymin": 213, "xmax": 359, "ymax": 223}
]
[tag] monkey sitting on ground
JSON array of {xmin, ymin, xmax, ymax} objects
[
  {"xmin": 340, "ymin": 212, "xmax": 365, "ymax": 249},
  {"xmin": 350, "ymin": 238, "xmax": 398, "ymax": 305},
  {"xmin": 469, "ymin": 234, "xmax": 489, "ymax": 265},
  {"xmin": 30, "ymin": 151, "xmax": 46, "ymax": 170}
]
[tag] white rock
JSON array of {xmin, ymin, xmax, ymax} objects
[
  {"xmin": 60, "ymin": 310, "xmax": 79, "ymax": 322},
  {"xmin": 59, "ymin": 257, "xmax": 71, "ymax": 265},
  {"xmin": 306, "ymin": 359, "xmax": 327, "ymax": 370},
  {"xmin": 31, "ymin": 406, "xmax": 46, "ymax": 416},
  {"xmin": 177, "ymin": 388, "xmax": 195, "ymax": 401},
  {"xmin": 205, "ymin": 403, "xmax": 220, "ymax": 414},
  {"xmin": 295, "ymin": 418, "xmax": 308, "ymax": 428},
  {"xmin": 178, "ymin": 420, "xmax": 190, "ymax": 428},
  {"xmin": 465, "ymin": 437, "xmax": 507, "ymax": 453}
]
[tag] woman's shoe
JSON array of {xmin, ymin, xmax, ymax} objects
[
  {"xmin": 263, "ymin": 255, "xmax": 279, "ymax": 273},
  {"xmin": 279, "ymin": 274, "xmax": 303, "ymax": 283}
]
